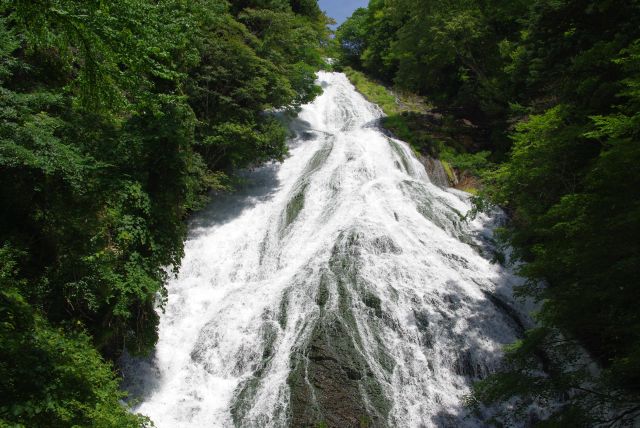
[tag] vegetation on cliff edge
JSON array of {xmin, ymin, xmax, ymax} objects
[
  {"xmin": 0, "ymin": 0, "xmax": 329, "ymax": 426},
  {"xmin": 337, "ymin": 0, "xmax": 640, "ymax": 424}
]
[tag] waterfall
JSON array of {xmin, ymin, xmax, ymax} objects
[{"xmin": 123, "ymin": 72, "xmax": 530, "ymax": 427}]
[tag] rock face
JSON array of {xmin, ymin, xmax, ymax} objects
[
  {"xmin": 288, "ymin": 318, "xmax": 387, "ymax": 427},
  {"xmin": 420, "ymin": 155, "xmax": 453, "ymax": 188},
  {"xmin": 288, "ymin": 235, "xmax": 392, "ymax": 428}
]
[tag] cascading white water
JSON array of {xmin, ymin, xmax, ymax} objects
[{"xmin": 124, "ymin": 72, "xmax": 530, "ymax": 427}]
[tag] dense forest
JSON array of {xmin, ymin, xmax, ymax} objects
[
  {"xmin": 0, "ymin": 0, "xmax": 329, "ymax": 425},
  {"xmin": 336, "ymin": 0, "xmax": 640, "ymax": 425}
]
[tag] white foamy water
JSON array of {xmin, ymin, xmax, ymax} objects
[{"xmin": 124, "ymin": 72, "xmax": 529, "ymax": 427}]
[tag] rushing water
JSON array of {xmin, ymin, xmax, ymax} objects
[{"xmin": 124, "ymin": 72, "xmax": 530, "ymax": 427}]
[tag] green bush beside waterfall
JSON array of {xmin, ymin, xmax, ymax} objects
[
  {"xmin": 0, "ymin": 0, "xmax": 329, "ymax": 425},
  {"xmin": 336, "ymin": 0, "xmax": 640, "ymax": 424}
]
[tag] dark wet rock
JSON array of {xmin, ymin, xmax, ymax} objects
[
  {"xmin": 261, "ymin": 322, "xmax": 278, "ymax": 359},
  {"xmin": 370, "ymin": 236, "xmax": 402, "ymax": 255},
  {"xmin": 388, "ymin": 139, "xmax": 413, "ymax": 175},
  {"xmin": 282, "ymin": 140, "xmax": 334, "ymax": 231},
  {"xmin": 288, "ymin": 317, "xmax": 390, "ymax": 428},
  {"xmin": 278, "ymin": 289, "xmax": 290, "ymax": 329},
  {"xmin": 420, "ymin": 331, "xmax": 434, "ymax": 349},
  {"xmin": 288, "ymin": 233, "xmax": 392, "ymax": 428},
  {"xmin": 363, "ymin": 118, "xmax": 383, "ymax": 130},
  {"xmin": 431, "ymin": 411, "xmax": 461, "ymax": 428},
  {"xmin": 231, "ymin": 376, "xmax": 261, "ymax": 425},
  {"xmin": 362, "ymin": 292, "xmax": 383, "ymax": 318},
  {"xmin": 316, "ymin": 275, "xmax": 330, "ymax": 307},
  {"xmin": 285, "ymin": 185, "xmax": 306, "ymax": 227},
  {"xmin": 399, "ymin": 181, "xmax": 464, "ymax": 238},
  {"xmin": 301, "ymin": 131, "xmax": 316, "ymax": 140},
  {"xmin": 481, "ymin": 290, "xmax": 526, "ymax": 336},
  {"xmin": 380, "ymin": 311, "xmax": 401, "ymax": 332},
  {"xmin": 438, "ymin": 250, "xmax": 470, "ymax": 269},
  {"xmin": 453, "ymin": 350, "xmax": 475, "ymax": 377},
  {"xmin": 414, "ymin": 310, "xmax": 430, "ymax": 330},
  {"xmin": 413, "ymin": 310, "xmax": 434, "ymax": 348},
  {"xmin": 231, "ymin": 320, "xmax": 286, "ymax": 425},
  {"xmin": 453, "ymin": 350, "xmax": 488, "ymax": 379},
  {"xmin": 419, "ymin": 154, "xmax": 451, "ymax": 188},
  {"xmin": 442, "ymin": 293, "xmax": 462, "ymax": 311}
]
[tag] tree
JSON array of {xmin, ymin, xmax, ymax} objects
[{"xmin": 0, "ymin": 0, "xmax": 329, "ymax": 425}]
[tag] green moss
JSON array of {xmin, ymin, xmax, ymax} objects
[
  {"xmin": 441, "ymin": 160, "xmax": 456, "ymax": 183},
  {"xmin": 283, "ymin": 142, "xmax": 333, "ymax": 230},
  {"xmin": 304, "ymin": 142, "xmax": 333, "ymax": 176},
  {"xmin": 284, "ymin": 182, "xmax": 308, "ymax": 228},
  {"xmin": 461, "ymin": 186, "xmax": 479, "ymax": 195},
  {"xmin": 343, "ymin": 67, "xmax": 400, "ymax": 116},
  {"xmin": 383, "ymin": 115, "xmax": 412, "ymax": 142},
  {"xmin": 342, "ymin": 67, "xmax": 423, "ymax": 153},
  {"xmin": 343, "ymin": 67, "xmax": 492, "ymax": 190}
]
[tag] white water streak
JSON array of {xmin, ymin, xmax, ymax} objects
[{"xmin": 124, "ymin": 72, "xmax": 529, "ymax": 427}]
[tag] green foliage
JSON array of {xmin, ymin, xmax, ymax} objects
[
  {"xmin": 440, "ymin": 151, "xmax": 490, "ymax": 175},
  {"xmin": 475, "ymin": 13, "xmax": 640, "ymax": 426},
  {"xmin": 0, "ymin": 0, "xmax": 328, "ymax": 426},
  {"xmin": 336, "ymin": 0, "xmax": 525, "ymax": 136},
  {"xmin": 0, "ymin": 246, "xmax": 151, "ymax": 427},
  {"xmin": 340, "ymin": 0, "xmax": 640, "ymax": 423},
  {"xmin": 343, "ymin": 67, "xmax": 398, "ymax": 115},
  {"xmin": 343, "ymin": 66, "xmax": 487, "ymax": 182},
  {"xmin": 342, "ymin": 66, "xmax": 419, "ymax": 146},
  {"xmin": 334, "ymin": 8, "xmax": 369, "ymax": 66}
]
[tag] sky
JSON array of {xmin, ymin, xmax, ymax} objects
[{"xmin": 318, "ymin": 0, "xmax": 369, "ymax": 28}]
